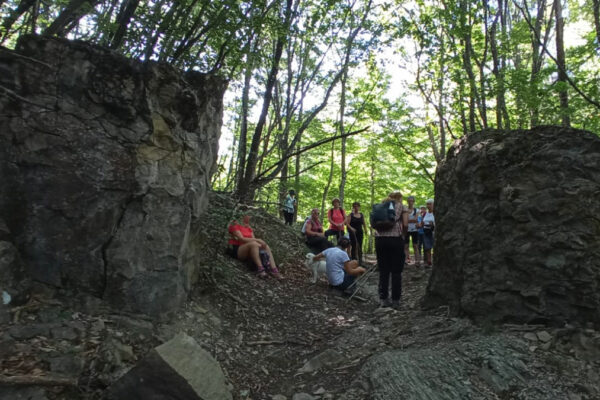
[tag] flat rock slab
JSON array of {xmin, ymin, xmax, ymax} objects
[
  {"xmin": 361, "ymin": 334, "xmax": 572, "ymax": 399},
  {"xmin": 298, "ymin": 349, "xmax": 345, "ymax": 373},
  {"xmin": 108, "ymin": 333, "xmax": 232, "ymax": 400}
]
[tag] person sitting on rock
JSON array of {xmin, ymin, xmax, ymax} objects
[
  {"xmin": 305, "ymin": 208, "xmax": 333, "ymax": 253},
  {"xmin": 312, "ymin": 238, "xmax": 366, "ymax": 293},
  {"xmin": 228, "ymin": 215, "xmax": 282, "ymax": 279}
]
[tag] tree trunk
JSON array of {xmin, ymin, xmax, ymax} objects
[
  {"xmin": 321, "ymin": 140, "xmax": 335, "ymax": 221},
  {"xmin": 237, "ymin": 0, "xmax": 293, "ymax": 203},
  {"xmin": 43, "ymin": 0, "xmax": 99, "ymax": 37},
  {"xmin": 554, "ymin": 0, "xmax": 570, "ymax": 127},
  {"xmin": 530, "ymin": 0, "xmax": 548, "ymax": 127},
  {"xmin": 367, "ymin": 153, "xmax": 375, "ymax": 254},
  {"xmin": 1, "ymin": 0, "xmax": 37, "ymax": 42},
  {"xmin": 108, "ymin": 0, "xmax": 140, "ymax": 49},
  {"xmin": 499, "ymin": 0, "xmax": 510, "ymax": 129},
  {"xmin": 337, "ymin": 59, "xmax": 350, "ymax": 208},
  {"xmin": 437, "ymin": 32, "xmax": 446, "ymax": 157},
  {"xmin": 593, "ymin": 0, "xmax": 600, "ymax": 52}
]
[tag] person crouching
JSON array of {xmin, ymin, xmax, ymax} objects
[{"xmin": 312, "ymin": 238, "xmax": 366, "ymax": 293}]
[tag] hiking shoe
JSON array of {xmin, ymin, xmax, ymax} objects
[
  {"xmin": 379, "ymin": 299, "xmax": 392, "ymax": 308},
  {"xmin": 391, "ymin": 300, "xmax": 401, "ymax": 310},
  {"xmin": 257, "ymin": 269, "xmax": 268, "ymax": 278},
  {"xmin": 270, "ymin": 268, "xmax": 284, "ymax": 280}
]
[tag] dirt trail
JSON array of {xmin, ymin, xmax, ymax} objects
[{"xmin": 166, "ymin": 253, "xmax": 434, "ymax": 399}]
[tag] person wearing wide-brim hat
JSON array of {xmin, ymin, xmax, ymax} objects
[{"xmin": 282, "ymin": 189, "xmax": 297, "ymax": 226}]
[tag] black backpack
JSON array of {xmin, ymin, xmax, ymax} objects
[{"xmin": 370, "ymin": 201, "xmax": 396, "ymax": 231}]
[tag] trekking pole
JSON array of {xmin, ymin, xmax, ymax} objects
[{"xmin": 346, "ymin": 263, "xmax": 378, "ymax": 302}]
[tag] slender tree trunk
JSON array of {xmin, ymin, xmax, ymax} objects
[
  {"xmin": 530, "ymin": 0, "xmax": 547, "ymax": 127},
  {"xmin": 321, "ymin": 140, "xmax": 335, "ymax": 220},
  {"xmin": 337, "ymin": 61, "xmax": 349, "ymax": 208},
  {"xmin": 237, "ymin": 0, "xmax": 293, "ymax": 203},
  {"xmin": 457, "ymin": 79, "xmax": 469, "ymax": 134},
  {"xmin": 593, "ymin": 0, "xmax": 600, "ymax": 52},
  {"xmin": 109, "ymin": 0, "xmax": 140, "ymax": 49},
  {"xmin": 235, "ymin": 50, "xmax": 254, "ymax": 193},
  {"xmin": 44, "ymin": 0, "xmax": 99, "ymax": 37},
  {"xmin": 554, "ymin": 0, "xmax": 570, "ymax": 127},
  {"xmin": 30, "ymin": 0, "xmax": 39, "ymax": 34},
  {"xmin": 490, "ymin": 7, "xmax": 503, "ymax": 128},
  {"xmin": 142, "ymin": 0, "xmax": 171, "ymax": 61},
  {"xmin": 367, "ymin": 153, "xmax": 375, "ymax": 254},
  {"xmin": 437, "ymin": 33, "xmax": 446, "ymax": 157},
  {"xmin": 499, "ymin": 0, "xmax": 510, "ymax": 129},
  {"xmin": 1, "ymin": 0, "xmax": 36, "ymax": 43}
]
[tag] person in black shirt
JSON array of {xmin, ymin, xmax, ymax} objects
[{"xmin": 347, "ymin": 201, "xmax": 367, "ymax": 264}]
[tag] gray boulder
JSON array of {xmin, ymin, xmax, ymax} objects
[
  {"xmin": 424, "ymin": 126, "xmax": 600, "ymax": 326},
  {"xmin": 0, "ymin": 35, "xmax": 227, "ymax": 317},
  {"xmin": 108, "ymin": 333, "xmax": 232, "ymax": 400}
]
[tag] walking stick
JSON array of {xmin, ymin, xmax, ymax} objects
[{"xmin": 346, "ymin": 262, "xmax": 378, "ymax": 302}]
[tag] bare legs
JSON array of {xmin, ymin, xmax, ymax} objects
[{"xmin": 237, "ymin": 242, "xmax": 263, "ymax": 269}]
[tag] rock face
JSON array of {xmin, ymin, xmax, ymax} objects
[
  {"xmin": 108, "ymin": 333, "xmax": 232, "ymax": 400},
  {"xmin": 425, "ymin": 126, "xmax": 600, "ymax": 326},
  {"xmin": 0, "ymin": 35, "xmax": 227, "ymax": 317},
  {"xmin": 362, "ymin": 334, "xmax": 572, "ymax": 399}
]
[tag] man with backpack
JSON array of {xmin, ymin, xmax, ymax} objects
[{"xmin": 370, "ymin": 191, "xmax": 408, "ymax": 309}]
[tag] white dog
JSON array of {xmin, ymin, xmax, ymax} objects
[{"xmin": 305, "ymin": 253, "xmax": 327, "ymax": 283}]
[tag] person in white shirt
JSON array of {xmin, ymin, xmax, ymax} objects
[
  {"xmin": 282, "ymin": 189, "xmax": 297, "ymax": 225},
  {"xmin": 312, "ymin": 238, "xmax": 366, "ymax": 293},
  {"xmin": 423, "ymin": 199, "xmax": 435, "ymax": 267},
  {"xmin": 404, "ymin": 196, "xmax": 419, "ymax": 265}
]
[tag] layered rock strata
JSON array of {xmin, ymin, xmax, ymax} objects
[
  {"xmin": 425, "ymin": 126, "xmax": 600, "ymax": 326},
  {"xmin": 0, "ymin": 35, "xmax": 227, "ymax": 317}
]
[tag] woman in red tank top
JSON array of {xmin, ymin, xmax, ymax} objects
[{"xmin": 228, "ymin": 215, "xmax": 282, "ymax": 279}]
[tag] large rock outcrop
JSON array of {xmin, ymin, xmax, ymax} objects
[
  {"xmin": 0, "ymin": 35, "xmax": 227, "ymax": 317},
  {"xmin": 424, "ymin": 126, "xmax": 600, "ymax": 326}
]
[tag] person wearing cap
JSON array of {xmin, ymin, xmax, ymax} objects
[
  {"xmin": 312, "ymin": 237, "xmax": 366, "ymax": 293},
  {"xmin": 404, "ymin": 196, "xmax": 419, "ymax": 265},
  {"xmin": 282, "ymin": 189, "xmax": 297, "ymax": 225},
  {"xmin": 325, "ymin": 198, "xmax": 348, "ymax": 243},
  {"xmin": 423, "ymin": 199, "xmax": 435, "ymax": 266}
]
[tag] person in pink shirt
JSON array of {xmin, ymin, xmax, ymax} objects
[{"xmin": 324, "ymin": 198, "xmax": 348, "ymax": 243}]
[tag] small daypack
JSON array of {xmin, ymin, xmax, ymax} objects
[
  {"xmin": 327, "ymin": 208, "xmax": 346, "ymax": 223},
  {"xmin": 300, "ymin": 216, "xmax": 311, "ymax": 234},
  {"xmin": 370, "ymin": 201, "xmax": 396, "ymax": 231},
  {"xmin": 259, "ymin": 249, "xmax": 272, "ymax": 271}
]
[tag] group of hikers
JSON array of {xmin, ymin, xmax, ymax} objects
[{"xmin": 227, "ymin": 190, "xmax": 435, "ymax": 308}]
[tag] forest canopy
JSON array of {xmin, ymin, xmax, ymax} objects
[{"xmin": 1, "ymin": 0, "xmax": 599, "ymax": 222}]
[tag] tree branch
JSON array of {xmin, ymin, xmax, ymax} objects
[
  {"xmin": 255, "ymin": 126, "xmax": 370, "ymax": 182},
  {"xmin": 513, "ymin": 0, "xmax": 600, "ymax": 110}
]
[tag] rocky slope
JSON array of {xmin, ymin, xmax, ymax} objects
[{"xmin": 1, "ymin": 193, "xmax": 599, "ymax": 399}]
